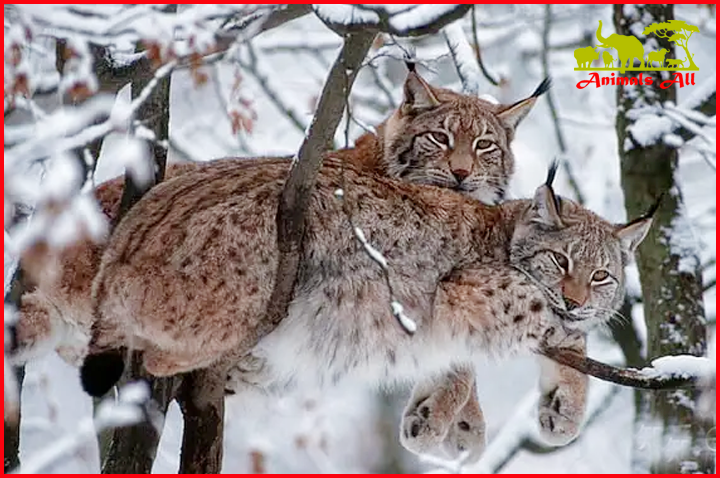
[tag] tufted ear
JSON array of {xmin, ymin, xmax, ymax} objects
[
  {"xmin": 529, "ymin": 161, "xmax": 563, "ymax": 228},
  {"xmin": 497, "ymin": 76, "xmax": 551, "ymax": 131},
  {"xmin": 615, "ymin": 196, "xmax": 661, "ymax": 255},
  {"xmin": 615, "ymin": 217, "xmax": 653, "ymax": 255},
  {"xmin": 401, "ymin": 69, "xmax": 440, "ymax": 115}
]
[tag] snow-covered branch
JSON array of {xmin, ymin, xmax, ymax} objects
[
  {"xmin": 312, "ymin": 5, "xmax": 472, "ymax": 38},
  {"xmin": 541, "ymin": 347, "xmax": 711, "ymax": 390},
  {"xmin": 442, "ymin": 23, "xmax": 480, "ymax": 95}
]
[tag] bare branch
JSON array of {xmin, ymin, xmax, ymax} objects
[
  {"xmin": 470, "ymin": 6, "xmax": 500, "ymax": 86},
  {"xmin": 313, "ymin": 5, "xmax": 472, "ymax": 38},
  {"xmin": 238, "ymin": 42, "xmax": 307, "ymax": 134},
  {"xmin": 541, "ymin": 347, "xmax": 704, "ymax": 390},
  {"xmin": 261, "ymin": 30, "xmax": 377, "ymax": 343},
  {"xmin": 442, "ymin": 23, "xmax": 481, "ymax": 95},
  {"xmin": 540, "ymin": 5, "xmax": 586, "ymax": 205}
]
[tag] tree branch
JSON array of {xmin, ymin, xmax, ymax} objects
[
  {"xmin": 541, "ymin": 5, "xmax": 586, "ymax": 205},
  {"xmin": 470, "ymin": 5, "xmax": 500, "ymax": 86},
  {"xmin": 261, "ymin": 30, "xmax": 377, "ymax": 343},
  {"xmin": 540, "ymin": 347, "xmax": 703, "ymax": 390},
  {"xmin": 313, "ymin": 5, "xmax": 472, "ymax": 38},
  {"xmin": 442, "ymin": 22, "xmax": 481, "ymax": 95}
]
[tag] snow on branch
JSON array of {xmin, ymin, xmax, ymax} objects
[
  {"xmin": 442, "ymin": 23, "xmax": 481, "ymax": 95},
  {"xmin": 313, "ymin": 4, "xmax": 472, "ymax": 37},
  {"xmin": 5, "ymin": 60, "xmax": 176, "ymax": 170},
  {"xmin": 13, "ymin": 382, "xmax": 149, "ymax": 474},
  {"xmin": 541, "ymin": 347, "xmax": 711, "ymax": 390}
]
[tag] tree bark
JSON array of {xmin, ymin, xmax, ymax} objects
[
  {"xmin": 101, "ymin": 355, "xmax": 179, "ymax": 473},
  {"xmin": 176, "ymin": 369, "xmax": 226, "ymax": 473},
  {"xmin": 614, "ymin": 4, "xmax": 713, "ymax": 473}
]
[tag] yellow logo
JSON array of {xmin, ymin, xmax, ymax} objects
[{"xmin": 574, "ymin": 20, "xmax": 700, "ymax": 73}]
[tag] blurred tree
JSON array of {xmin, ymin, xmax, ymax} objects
[{"xmin": 614, "ymin": 4, "xmax": 715, "ymax": 474}]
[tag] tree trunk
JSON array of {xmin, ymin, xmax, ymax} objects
[
  {"xmin": 102, "ymin": 355, "xmax": 180, "ymax": 473},
  {"xmin": 176, "ymin": 369, "xmax": 226, "ymax": 473},
  {"xmin": 614, "ymin": 4, "xmax": 713, "ymax": 474}
]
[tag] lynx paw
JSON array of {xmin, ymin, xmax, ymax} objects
[
  {"xmin": 537, "ymin": 386, "xmax": 583, "ymax": 446},
  {"xmin": 441, "ymin": 403, "xmax": 486, "ymax": 462},
  {"xmin": 225, "ymin": 354, "xmax": 269, "ymax": 394},
  {"xmin": 400, "ymin": 396, "xmax": 452, "ymax": 456}
]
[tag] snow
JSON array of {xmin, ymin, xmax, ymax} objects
[
  {"xmin": 311, "ymin": 5, "xmax": 380, "ymax": 27},
  {"xmin": 661, "ymin": 191, "xmax": 702, "ymax": 275},
  {"xmin": 641, "ymin": 355, "xmax": 715, "ymax": 379},
  {"xmin": 626, "ymin": 108, "xmax": 674, "ymax": 149},
  {"xmin": 353, "ymin": 226, "xmax": 388, "ymax": 269},
  {"xmin": 391, "ymin": 300, "xmax": 417, "ymax": 334}
]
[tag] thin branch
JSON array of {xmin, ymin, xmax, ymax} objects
[
  {"xmin": 442, "ymin": 22, "xmax": 481, "ymax": 95},
  {"xmin": 541, "ymin": 347, "xmax": 704, "ymax": 390},
  {"xmin": 540, "ymin": 4, "xmax": 586, "ymax": 205},
  {"xmin": 470, "ymin": 5, "xmax": 500, "ymax": 86},
  {"xmin": 239, "ymin": 42, "xmax": 307, "ymax": 134}
]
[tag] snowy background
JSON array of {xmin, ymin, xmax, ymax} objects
[{"xmin": 5, "ymin": 4, "xmax": 716, "ymax": 473}]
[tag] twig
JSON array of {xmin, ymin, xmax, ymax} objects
[
  {"xmin": 442, "ymin": 22, "xmax": 481, "ymax": 95},
  {"xmin": 470, "ymin": 5, "xmax": 500, "ymax": 86},
  {"xmin": 540, "ymin": 4, "xmax": 586, "ymax": 205},
  {"xmin": 540, "ymin": 347, "xmax": 704, "ymax": 390},
  {"xmin": 239, "ymin": 42, "xmax": 307, "ymax": 134}
]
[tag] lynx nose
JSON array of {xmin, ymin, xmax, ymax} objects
[
  {"xmin": 563, "ymin": 296, "xmax": 581, "ymax": 311},
  {"xmin": 452, "ymin": 168, "xmax": 470, "ymax": 183}
]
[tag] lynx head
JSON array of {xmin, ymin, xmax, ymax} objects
[
  {"xmin": 510, "ymin": 163, "xmax": 656, "ymax": 330},
  {"xmin": 380, "ymin": 67, "xmax": 549, "ymax": 205}
]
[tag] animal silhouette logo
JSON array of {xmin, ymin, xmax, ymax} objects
[{"xmin": 574, "ymin": 19, "xmax": 700, "ymax": 73}]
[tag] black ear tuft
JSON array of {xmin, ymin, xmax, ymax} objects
[
  {"xmin": 531, "ymin": 76, "xmax": 552, "ymax": 98},
  {"xmin": 643, "ymin": 193, "xmax": 664, "ymax": 220},
  {"xmin": 80, "ymin": 350, "xmax": 125, "ymax": 397},
  {"xmin": 545, "ymin": 159, "xmax": 559, "ymax": 188}
]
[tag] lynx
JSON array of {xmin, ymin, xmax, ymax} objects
[
  {"xmin": 339, "ymin": 65, "xmax": 550, "ymax": 205},
  {"xmin": 13, "ymin": 69, "xmax": 549, "ymax": 460},
  {"xmin": 80, "ymin": 158, "xmax": 652, "ymax": 462}
]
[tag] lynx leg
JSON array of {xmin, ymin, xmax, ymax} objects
[
  {"xmin": 400, "ymin": 364, "xmax": 475, "ymax": 458},
  {"xmin": 536, "ymin": 333, "xmax": 588, "ymax": 446},
  {"xmin": 441, "ymin": 377, "xmax": 486, "ymax": 463}
]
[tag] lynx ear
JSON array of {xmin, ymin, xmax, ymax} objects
[
  {"xmin": 497, "ymin": 76, "xmax": 551, "ymax": 131},
  {"xmin": 615, "ymin": 196, "xmax": 661, "ymax": 254},
  {"xmin": 401, "ymin": 70, "xmax": 440, "ymax": 115},
  {"xmin": 615, "ymin": 218, "xmax": 653, "ymax": 255},
  {"xmin": 529, "ymin": 160, "xmax": 563, "ymax": 228}
]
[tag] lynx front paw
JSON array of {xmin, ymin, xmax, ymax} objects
[
  {"xmin": 400, "ymin": 396, "xmax": 452, "ymax": 456},
  {"xmin": 441, "ymin": 400, "xmax": 486, "ymax": 462},
  {"xmin": 537, "ymin": 386, "xmax": 583, "ymax": 446}
]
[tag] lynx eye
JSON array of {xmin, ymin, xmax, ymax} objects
[
  {"xmin": 550, "ymin": 251, "xmax": 569, "ymax": 272},
  {"xmin": 591, "ymin": 270, "xmax": 610, "ymax": 283},
  {"xmin": 427, "ymin": 131, "xmax": 450, "ymax": 148},
  {"xmin": 474, "ymin": 139, "xmax": 493, "ymax": 150}
]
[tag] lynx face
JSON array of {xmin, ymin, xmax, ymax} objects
[
  {"xmin": 510, "ymin": 175, "xmax": 653, "ymax": 330},
  {"xmin": 381, "ymin": 71, "xmax": 548, "ymax": 205}
]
